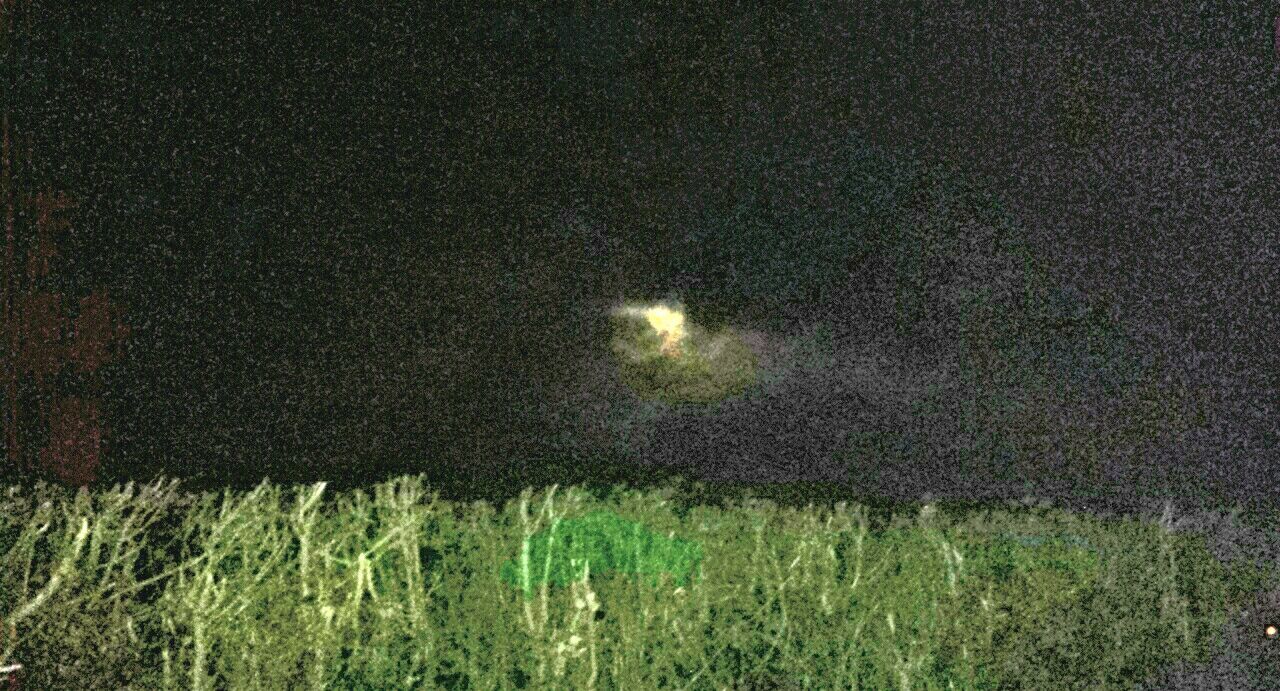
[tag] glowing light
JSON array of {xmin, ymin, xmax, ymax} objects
[
  {"xmin": 644, "ymin": 305, "xmax": 686, "ymax": 357},
  {"xmin": 612, "ymin": 301, "xmax": 688, "ymax": 359}
]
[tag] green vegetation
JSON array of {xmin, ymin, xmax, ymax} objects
[
  {"xmin": 498, "ymin": 510, "xmax": 705, "ymax": 600},
  {"xmin": 0, "ymin": 475, "xmax": 1274, "ymax": 689}
]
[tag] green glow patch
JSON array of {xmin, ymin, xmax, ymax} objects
[{"xmin": 499, "ymin": 510, "xmax": 705, "ymax": 601}]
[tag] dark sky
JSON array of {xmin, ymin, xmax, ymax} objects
[{"xmin": 2, "ymin": 3, "xmax": 1275, "ymax": 510}]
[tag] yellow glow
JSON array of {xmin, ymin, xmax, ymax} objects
[
  {"xmin": 644, "ymin": 305, "xmax": 686, "ymax": 356},
  {"xmin": 612, "ymin": 301, "xmax": 688, "ymax": 358},
  {"xmin": 608, "ymin": 296, "xmax": 758, "ymax": 404}
]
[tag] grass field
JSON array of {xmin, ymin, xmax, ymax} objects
[{"xmin": 1, "ymin": 473, "xmax": 1277, "ymax": 690}]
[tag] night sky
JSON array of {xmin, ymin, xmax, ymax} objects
[{"xmin": 2, "ymin": 3, "xmax": 1276, "ymax": 514}]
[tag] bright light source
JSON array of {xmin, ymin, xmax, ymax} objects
[{"xmin": 611, "ymin": 300, "xmax": 689, "ymax": 359}]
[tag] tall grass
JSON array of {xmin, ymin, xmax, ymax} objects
[{"xmin": 1, "ymin": 473, "xmax": 1274, "ymax": 689}]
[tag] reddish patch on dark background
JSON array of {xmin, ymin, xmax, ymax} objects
[{"xmin": 2, "ymin": 0, "xmax": 132, "ymax": 489}]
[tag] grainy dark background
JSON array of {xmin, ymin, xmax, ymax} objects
[{"xmin": 0, "ymin": 2, "xmax": 1275, "ymax": 521}]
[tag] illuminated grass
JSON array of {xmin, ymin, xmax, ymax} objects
[{"xmin": 0, "ymin": 475, "xmax": 1273, "ymax": 689}]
